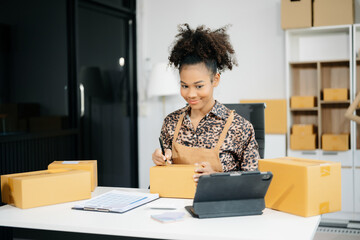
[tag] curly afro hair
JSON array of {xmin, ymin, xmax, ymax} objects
[{"xmin": 168, "ymin": 24, "xmax": 238, "ymax": 74}]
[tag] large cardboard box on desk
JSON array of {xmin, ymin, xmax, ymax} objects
[
  {"xmin": 150, "ymin": 164, "xmax": 196, "ymax": 198},
  {"xmin": 1, "ymin": 169, "xmax": 50, "ymax": 204},
  {"xmin": 1, "ymin": 169, "xmax": 91, "ymax": 209},
  {"xmin": 258, "ymin": 157, "xmax": 341, "ymax": 217},
  {"xmin": 48, "ymin": 160, "xmax": 97, "ymax": 191}
]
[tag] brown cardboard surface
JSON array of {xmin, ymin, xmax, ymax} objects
[
  {"xmin": 292, "ymin": 124, "xmax": 315, "ymax": 135},
  {"xmin": 323, "ymin": 88, "xmax": 348, "ymax": 101},
  {"xmin": 291, "ymin": 96, "xmax": 316, "ymax": 108},
  {"xmin": 290, "ymin": 134, "xmax": 317, "ymax": 150},
  {"xmin": 2, "ymin": 169, "xmax": 91, "ymax": 209},
  {"xmin": 150, "ymin": 164, "xmax": 196, "ymax": 198},
  {"xmin": 259, "ymin": 157, "xmax": 341, "ymax": 217},
  {"xmin": 281, "ymin": 0, "xmax": 312, "ymax": 29},
  {"xmin": 1, "ymin": 169, "xmax": 56, "ymax": 204},
  {"xmin": 314, "ymin": 0, "xmax": 354, "ymax": 27},
  {"xmin": 29, "ymin": 116, "xmax": 64, "ymax": 132},
  {"xmin": 48, "ymin": 160, "xmax": 98, "ymax": 191},
  {"xmin": 322, "ymin": 134, "xmax": 349, "ymax": 151},
  {"xmin": 240, "ymin": 99, "xmax": 287, "ymax": 134}
]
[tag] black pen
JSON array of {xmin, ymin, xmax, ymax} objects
[{"xmin": 159, "ymin": 137, "xmax": 166, "ymax": 162}]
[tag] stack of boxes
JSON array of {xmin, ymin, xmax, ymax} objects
[
  {"xmin": 322, "ymin": 88, "xmax": 350, "ymax": 151},
  {"xmin": 281, "ymin": 0, "xmax": 354, "ymax": 29},
  {"xmin": 1, "ymin": 160, "xmax": 97, "ymax": 209},
  {"xmin": 290, "ymin": 96, "xmax": 317, "ymax": 150}
]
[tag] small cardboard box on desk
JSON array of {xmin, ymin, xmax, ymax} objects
[
  {"xmin": 258, "ymin": 157, "xmax": 341, "ymax": 217},
  {"xmin": 48, "ymin": 160, "xmax": 98, "ymax": 191},
  {"xmin": 1, "ymin": 169, "xmax": 91, "ymax": 209},
  {"xmin": 150, "ymin": 164, "xmax": 196, "ymax": 198}
]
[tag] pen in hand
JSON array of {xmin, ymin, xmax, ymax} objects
[{"xmin": 159, "ymin": 137, "xmax": 167, "ymax": 163}]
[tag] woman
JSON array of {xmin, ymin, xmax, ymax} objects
[{"xmin": 152, "ymin": 24, "xmax": 259, "ymax": 182}]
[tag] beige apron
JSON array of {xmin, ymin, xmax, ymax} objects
[{"xmin": 172, "ymin": 111, "xmax": 234, "ymax": 172}]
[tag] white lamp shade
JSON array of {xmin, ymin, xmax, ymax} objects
[{"xmin": 147, "ymin": 62, "xmax": 179, "ymax": 98}]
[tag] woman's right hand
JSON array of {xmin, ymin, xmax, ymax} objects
[{"xmin": 152, "ymin": 148, "xmax": 172, "ymax": 166}]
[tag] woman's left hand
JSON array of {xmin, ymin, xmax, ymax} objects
[{"xmin": 193, "ymin": 162, "xmax": 216, "ymax": 183}]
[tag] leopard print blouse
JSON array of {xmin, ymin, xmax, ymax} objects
[{"xmin": 160, "ymin": 101, "xmax": 259, "ymax": 172}]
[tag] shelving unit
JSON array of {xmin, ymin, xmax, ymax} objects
[
  {"xmin": 286, "ymin": 25, "xmax": 356, "ymax": 220},
  {"xmin": 353, "ymin": 24, "xmax": 360, "ymax": 215}
]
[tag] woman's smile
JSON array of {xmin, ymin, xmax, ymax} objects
[{"xmin": 188, "ymin": 99, "xmax": 200, "ymax": 105}]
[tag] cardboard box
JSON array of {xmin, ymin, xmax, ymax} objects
[
  {"xmin": 150, "ymin": 164, "xmax": 196, "ymax": 198},
  {"xmin": 290, "ymin": 134, "xmax": 317, "ymax": 150},
  {"xmin": 323, "ymin": 88, "xmax": 348, "ymax": 101},
  {"xmin": 291, "ymin": 96, "xmax": 316, "ymax": 108},
  {"xmin": 258, "ymin": 157, "xmax": 341, "ymax": 217},
  {"xmin": 240, "ymin": 99, "xmax": 287, "ymax": 134},
  {"xmin": 292, "ymin": 124, "xmax": 315, "ymax": 135},
  {"xmin": 1, "ymin": 169, "xmax": 91, "ymax": 209},
  {"xmin": 1, "ymin": 169, "xmax": 52, "ymax": 204},
  {"xmin": 322, "ymin": 134, "xmax": 349, "ymax": 151},
  {"xmin": 29, "ymin": 116, "xmax": 66, "ymax": 132},
  {"xmin": 314, "ymin": 0, "xmax": 354, "ymax": 27},
  {"xmin": 48, "ymin": 160, "xmax": 98, "ymax": 191},
  {"xmin": 281, "ymin": 0, "xmax": 312, "ymax": 29},
  {"xmin": 0, "ymin": 103, "xmax": 40, "ymax": 119}
]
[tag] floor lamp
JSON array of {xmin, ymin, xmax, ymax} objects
[{"xmin": 147, "ymin": 62, "xmax": 179, "ymax": 117}]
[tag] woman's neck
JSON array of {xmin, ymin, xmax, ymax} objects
[{"xmin": 190, "ymin": 99, "xmax": 216, "ymax": 119}]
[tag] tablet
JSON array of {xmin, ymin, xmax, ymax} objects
[{"xmin": 185, "ymin": 171, "xmax": 273, "ymax": 218}]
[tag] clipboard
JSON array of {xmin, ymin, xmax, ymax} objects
[
  {"xmin": 72, "ymin": 190, "xmax": 159, "ymax": 213},
  {"xmin": 185, "ymin": 171, "xmax": 273, "ymax": 218}
]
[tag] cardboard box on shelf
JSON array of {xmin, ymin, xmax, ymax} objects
[
  {"xmin": 292, "ymin": 124, "xmax": 315, "ymax": 135},
  {"xmin": 291, "ymin": 96, "xmax": 316, "ymax": 108},
  {"xmin": 1, "ymin": 169, "xmax": 91, "ymax": 209},
  {"xmin": 323, "ymin": 88, "xmax": 348, "ymax": 101},
  {"xmin": 29, "ymin": 116, "xmax": 67, "ymax": 132},
  {"xmin": 240, "ymin": 99, "xmax": 287, "ymax": 134},
  {"xmin": 314, "ymin": 0, "xmax": 354, "ymax": 27},
  {"xmin": 281, "ymin": 0, "xmax": 312, "ymax": 29},
  {"xmin": 48, "ymin": 160, "xmax": 98, "ymax": 191},
  {"xmin": 150, "ymin": 164, "xmax": 196, "ymax": 198},
  {"xmin": 258, "ymin": 157, "xmax": 341, "ymax": 217},
  {"xmin": 322, "ymin": 134, "xmax": 349, "ymax": 151},
  {"xmin": 0, "ymin": 103, "xmax": 40, "ymax": 119},
  {"xmin": 290, "ymin": 134, "xmax": 317, "ymax": 150},
  {"xmin": 0, "ymin": 103, "xmax": 39, "ymax": 132}
]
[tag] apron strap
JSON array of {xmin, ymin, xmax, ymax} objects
[
  {"xmin": 172, "ymin": 112, "xmax": 186, "ymax": 145},
  {"xmin": 215, "ymin": 110, "xmax": 234, "ymax": 152}
]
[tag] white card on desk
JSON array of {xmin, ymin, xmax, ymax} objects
[
  {"xmin": 151, "ymin": 212, "xmax": 185, "ymax": 223},
  {"xmin": 73, "ymin": 190, "xmax": 159, "ymax": 213}
]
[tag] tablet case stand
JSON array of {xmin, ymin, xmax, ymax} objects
[{"xmin": 185, "ymin": 171, "xmax": 273, "ymax": 219}]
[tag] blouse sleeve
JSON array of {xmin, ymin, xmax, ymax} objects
[
  {"xmin": 238, "ymin": 122, "xmax": 259, "ymax": 171},
  {"xmin": 160, "ymin": 116, "xmax": 173, "ymax": 150}
]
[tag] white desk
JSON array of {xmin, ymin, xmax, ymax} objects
[{"xmin": 0, "ymin": 187, "xmax": 320, "ymax": 240}]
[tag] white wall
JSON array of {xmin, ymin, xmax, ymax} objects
[{"xmin": 136, "ymin": 0, "xmax": 285, "ymax": 188}]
